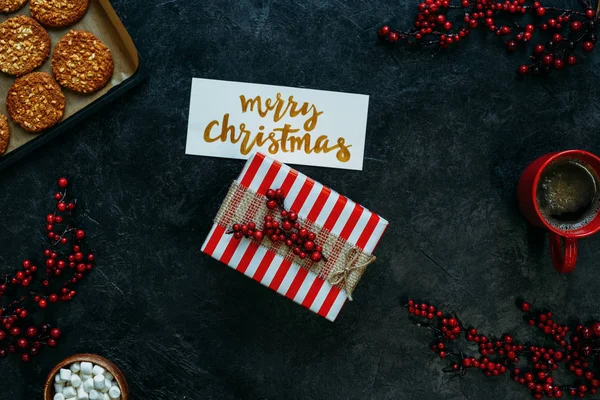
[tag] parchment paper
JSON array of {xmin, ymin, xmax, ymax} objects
[{"xmin": 1, "ymin": 0, "xmax": 139, "ymax": 155}]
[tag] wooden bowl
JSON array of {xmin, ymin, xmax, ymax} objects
[{"xmin": 44, "ymin": 353, "xmax": 129, "ymax": 400}]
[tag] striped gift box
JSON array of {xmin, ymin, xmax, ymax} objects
[{"xmin": 202, "ymin": 153, "xmax": 388, "ymax": 321}]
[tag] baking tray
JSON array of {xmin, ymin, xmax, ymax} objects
[{"xmin": 0, "ymin": 0, "xmax": 145, "ymax": 172}]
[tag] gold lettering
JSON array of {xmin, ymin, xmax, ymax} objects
[
  {"xmin": 335, "ymin": 138, "xmax": 351, "ymax": 162},
  {"xmin": 240, "ymin": 95, "xmax": 268, "ymax": 117},
  {"xmin": 203, "ymin": 119, "xmax": 221, "ymax": 142}
]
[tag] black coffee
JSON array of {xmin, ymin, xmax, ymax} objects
[{"xmin": 536, "ymin": 158, "xmax": 600, "ymax": 230}]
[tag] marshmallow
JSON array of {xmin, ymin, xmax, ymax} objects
[
  {"xmin": 81, "ymin": 373, "xmax": 92, "ymax": 382},
  {"xmin": 92, "ymin": 365, "xmax": 106, "ymax": 376},
  {"xmin": 71, "ymin": 374, "xmax": 82, "ymax": 388},
  {"xmin": 55, "ymin": 374, "xmax": 66, "ymax": 383},
  {"xmin": 108, "ymin": 386, "xmax": 120, "ymax": 399},
  {"xmin": 93, "ymin": 375, "xmax": 105, "ymax": 389},
  {"xmin": 103, "ymin": 372, "xmax": 113, "ymax": 382},
  {"xmin": 100, "ymin": 383, "xmax": 110, "ymax": 394},
  {"xmin": 66, "ymin": 398, "xmax": 77, "ymax": 400},
  {"xmin": 77, "ymin": 387, "xmax": 89, "ymax": 400},
  {"xmin": 54, "ymin": 383, "xmax": 65, "ymax": 393},
  {"xmin": 102, "ymin": 395, "xmax": 110, "ymax": 400},
  {"xmin": 54, "ymin": 394, "xmax": 65, "ymax": 400},
  {"xmin": 89, "ymin": 390, "xmax": 101, "ymax": 400},
  {"xmin": 70, "ymin": 362, "xmax": 81, "ymax": 373},
  {"xmin": 63, "ymin": 387, "xmax": 77, "ymax": 398},
  {"xmin": 60, "ymin": 369, "xmax": 72, "ymax": 381},
  {"xmin": 80, "ymin": 362, "xmax": 93, "ymax": 375},
  {"xmin": 83, "ymin": 378, "xmax": 94, "ymax": 393}
]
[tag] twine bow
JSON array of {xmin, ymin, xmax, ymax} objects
[{"xmin": 329, "ymin": 248, "xmax": 376, "ymax": 301}]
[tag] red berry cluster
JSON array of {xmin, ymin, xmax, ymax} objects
[
  {"xmin": 407, "ymin": 299, "xmax": 600, "ymax": 398},
  {"xmin": 378, "ymin": 0, "xmax": 598, "ymax": 76},
  {"xmin": 229, "ymin": 188, "xmax": 325, "ymax": 262},
  {"xmin": 0, "ymin": 178, "xmax": 94, "ymax": 362}
]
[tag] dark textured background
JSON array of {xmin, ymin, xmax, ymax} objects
[{"xmin": 1, "ymin": 0, "xmax": 600, "ymax": 399}]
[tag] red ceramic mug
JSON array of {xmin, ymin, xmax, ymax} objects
[{"xmin": 518, "ymin": 150, "xmax": 600, "ymax": 273}]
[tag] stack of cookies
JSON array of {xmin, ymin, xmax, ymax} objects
[{"xmin": 0, "ymin": 0, "xmax": 114, "ymax": 155}]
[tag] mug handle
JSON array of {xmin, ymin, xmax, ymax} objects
[{"xmin": 549, "ymin": 232, "xmax": 578, "ymax": 273}]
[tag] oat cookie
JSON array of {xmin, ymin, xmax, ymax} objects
[
  {"xmin": 0, "ymin": 0, "xmax": 27, "ymax": 13},
  {"xmin": 7, "ymin": 72, "xmax": 65, "ymax": 133},
  {"xmin": 0, "ymin": 15, "xmax": 50, "ymax": 76},
  {"xmin": 52, "ymin": 30, "xmax": 113, "ymax": 93},
  {"xmin": 30, "ymin": 0, "xmax": 88, "ymax": 28},
  {"xmin": 0, "ymin": 114, "xmax": 9, "ymax": 155}
]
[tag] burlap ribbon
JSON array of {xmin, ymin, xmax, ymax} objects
[{"xmin": 214, "ymin": 181, "xmax": 377, "ymax": 300}]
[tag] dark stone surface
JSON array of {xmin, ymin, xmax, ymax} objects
[{"xmin": 1, "ymin": 0, "xmax": 600, "ymax": 399}]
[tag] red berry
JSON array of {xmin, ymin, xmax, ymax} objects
[
  {"xmin": 443, "ymin": 22, "xmax": 452, "ymax": 31},
  {"xmin": 50, "ymin": 328, "xmax": 61, "ymax": 339},
  {"xmin": 266, "ymin": 200, "xmax": 277, "ymax": 210},
  {"xmin": 388, "ymin": 32, "xmax": 399, "ymax": 42},
  {"xmin": 567, "ymin": 55, "xmax": 577, "ymax": 65},
  {"xmin": 536, "ymin": 7, "xmax": 546, "ymax": 16},
  {"xmin": 586, "ymin": 9, "xmax": 595, "ymax": 19},
  {"xmin": 571, "ymin": 21, "xmax": 583, "ymax": 31},
  {"xmin": 9, "ymin": 327, "xmax": 20, "ymax": 336},
  {"xmin": 552, "ymin": 34, "xmax": 562, "ymax": 43},
  {"xmin": 525, "ymin": 24, "xmax": 535, "ymax": 33},
  {"xmin": 553, "ymin": 59, "xmax": 564, "ymax": 70},
  {"xmin": 542, "ymin": 54, "xmax": 553, "ymax": 65},
  {"xmin": 38, "ymin": 299, "xmax": 47, "ymax": 309},
  {"xmin": 75, "ymin": 230, "xmax": 85, "ymax": 240},
  {"xmin": 47, "ymin": 338, "xmax": 57, "ymax": 347},
  {"xmin": 57, "ymin": 202, "xmax": 67, "ymax": 212},
  {"xmin": 58, "ymin": 178, "xmax": 68, "ymax": 188},
  {"xmin": 265, "ymin": 189, "xmax": 276, "ymax": 199},
  {"xmin": 310, "ymin": 252, "xmax": 322, "ymax": 262},
  {"xmin": 21, "ymin": 353, "xmax": 30, "ymax": 362},
  {"xmin": 378, "ymin": 25, "xmax": 390, "ymax": 37},
  {"xmin": 253, "ymin": 231, "xmax": 264, "ymax": 241},
  {"xmin": 583, "ymin": 41, "xmax": 594, "ymax": 52}
]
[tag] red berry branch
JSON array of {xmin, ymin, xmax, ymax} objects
[
  {"xmin": 378, "ymin": 0, "xmax": 599, "ymax": 76},
  {"xmin": 0, "ymin": 178, "xmax": 94, "ymax": 362},
  {"xmin": 406, "ymin": 299, "xmax": 600, "ymax": 398},
  {"xmin": 227, "ymin": 188, "xmax": 326, "ymax": 263}
]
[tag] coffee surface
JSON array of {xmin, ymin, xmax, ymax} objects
[{"xmin": 537, "ymin": 158, "xmax": 600, "ymax": 230}]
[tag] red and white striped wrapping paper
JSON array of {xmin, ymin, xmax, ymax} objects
[{"xmin": 202, "ymin": 153, "xmax": 389, "ymax": 321}]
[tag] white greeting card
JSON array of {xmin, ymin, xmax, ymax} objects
[{"xmin": 186, "ymin": 78, "xmax": 370, "ymax": 170}]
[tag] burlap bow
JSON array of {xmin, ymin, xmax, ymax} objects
[{"xmin": 328, "ymin": 248, "xmax": 376, "ymax": 301}]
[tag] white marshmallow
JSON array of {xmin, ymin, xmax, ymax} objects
[
  {"xmin": 77, "ymin": 387, "xmax": 89, "ymax": 400},
  {"xmin": 102, "ymin": 395, "xmax": 110, "ymax": 400},
  {"xmin": 54, "ymin": 394, "xmax": 65, "ymax": 400},
  {"xmin": 71, "ymin": 374, "xmax": 82, "ymax": 388},
  {"xmin": 100, "ymin": 381, "xmax": 111, "ymax": 393},
  {"xmin": 103, "ymin": 372, "xmax": 113, "ymax": 381},
  {"xmin": 94, "ymin": 375, "xmax": 105, "ymax": 389},
  {"xmin": 66, "ymin": 398, "xmax": 77, "ymax": 400},
  {"xmin": 70, "ymin": 362, "xmax": 81, "ymax": 373},
  {"xmin": 81, "ymin": 373, "xmax": 92, "ymax": 382},
  {"xmin": 80, "ymin": 362, "xmax": 93, "ymax": 375},
  {"xmin": 108, "ymin": 386, "xmax": 120, "ymax": 399},
  {"xmin": 54, "ymin": 383, "xmax": 65, "ymax": 393},
  {"xmin": 55, "ymin": 374, "xmax": 66, "ymax": 383},
  {"xmin": 63, "ymin": 386, "xmax": 77, "ymax": 397},
  {"xmin": 83, "ymin": 378, "xmax": 94, "ymax": 393},
  {"xmin": 89, "ymin": 390, "xmax": 101, "ymax": 400},
  {"xmin": 92, "ymin": 365, "xmax": 106, "ymax": 376},
  {"xmin": 60, "ymin": 369, "xmax": 72, "ymax": 381},
  {"xmin": 63, "ymin": 387, "xmax": 77, "ymax": 398}
]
